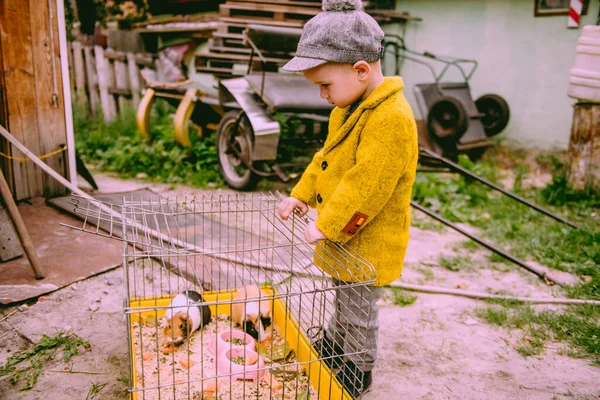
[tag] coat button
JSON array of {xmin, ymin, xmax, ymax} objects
[
  {"xmin": 321, "ymin": 161, "xmax": 328, "ymax": 171},
  {"xmin": 317, "ymin": 194, "xmax": 323, "ymax": 204}
]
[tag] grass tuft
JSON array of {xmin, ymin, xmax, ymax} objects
[
  {"xmin": 75, "ymin": 101, "xmax": 223, "ymax": 188},
  {"xmin": 0, "ymin": 331, "xmax": 90, "ymax": 390},
  {"xmin": 387, "ymin": 288, "xmax": 418, "ymax": 307},
  {"xmin": 476, "ymin": 303, "xmax": 600, "ymax": 364}
]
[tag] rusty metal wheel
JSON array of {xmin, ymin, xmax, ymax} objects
[{"xmin": 216, "ymin": 111, "xmax": 259, "ymax": 191}]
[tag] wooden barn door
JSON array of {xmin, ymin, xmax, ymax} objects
[{"xmin": 0, "ymin": 0, "xmax": 69, "ymax": 200}]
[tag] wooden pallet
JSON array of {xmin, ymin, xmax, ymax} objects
[
  {"xmin": 193, "ymin": 0, "xmax": 419, "ymax": 79},
  {"xmin": 231, "ymin": 0, "xmax": 323, "ymax": 7},
  {"xmin": 219, "ymin": 2, "xmax": 320, "ymax": 27}
]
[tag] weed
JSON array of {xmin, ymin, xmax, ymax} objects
[
  {"xmin": 86, "ymin": 381, "xmax": 108, "ymax": 400},
  {"xmin": 534, "ymin": 153, "xmax": 564, "ymax": 172},
  {"xmin": 438, "ymin": 255, "xmax": 472, "ymax": 272},
  {"xmin": 516, "ymin": 336, "xmax": 545, "ymax": 357},
  {"xmin": 413, "ymin": 150, "xmax": 600, "ymax": 299},
  {"xmin": 476, "ymin": 307, "xmax": 508, "ymax": 326},
  {"xmin": 0, "ymin": 332, "xmax": 90, "ymax": 390},
  {"xmin": 387, "ymin": 288, "xmax": 417, "ymax": 307},
  {"xmin": 488, "ymin": 252, "xmax": 510, "ymax": 265},
  {"xmin": 75, "ymin": 101, "xmax": 223, "ymax": 188},
  {"xmin": 476, "ymin": 303, "xmax": 600, "ymax": 363},
  {"xmin": 459, "ymin": 240, "xmax": 480, "ymax": 252},
  {"xmin": 117, "ymin": 375, "xmax": 130, "ymax": 386},
  {"xmin": 483, "ymin": 297, "xmax": 524, "ymax": 308},
  {"xmin": 415, "ymin": 265, "xmax": 435, "ymax": 282}
]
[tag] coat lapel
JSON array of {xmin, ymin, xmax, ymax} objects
[
  {"xmin": 321, "ymin": 77, "xmax": 405, "ymax": 155},
  {"xmin": 322, "ymin": 107, "xmax": 369, "ymax": 155}
]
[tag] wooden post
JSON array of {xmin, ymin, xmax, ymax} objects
[
  {"xmin": 127, "ymin": 52, "xmax": 141, "ymax": 108},
  {"xmin": 113, "ymin": 59, "xmax": 128, "ymax": 112},
  {"xmin": 0, "ymin": 168, "xmax": 45, "ymax": 279},
  {"xmin": 95, "ymin": 45, "xmax": 116, "ymax": 122},
  {"xmin": 72, "ymin": 41, "xmax": 87, "ymax": 105},
  {"xmin": 83, "ymin": 45, "xmax": 99, "ymax": 115},
  {"xmin": 30, "ymin": 0, "xmax": 68, "ymax": 197},
  {"xmin": 567, "ymin": 103, "xmax": 600, "ymax": 192},
  {"xmin": 1, "ymin": 0, "xmax": 44, "ymax": 199}
]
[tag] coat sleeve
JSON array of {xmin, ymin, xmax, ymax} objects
[
  {"xmin": 290, "ymin": 149, "xmax": 323, "ymax": 208},
  {"xmin": 316, "ymin": 112, "xmax": 417, "ymax": 243}
]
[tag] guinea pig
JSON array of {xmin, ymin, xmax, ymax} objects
[
  {"xmin": 231, "ymin": 285, "xmax": 272, "ymax": 343},
  {"xmin": 161, "ymin": 290, "xmax": 211, "ymax": 345}
]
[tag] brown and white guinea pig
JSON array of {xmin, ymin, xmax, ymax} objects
[
  {"xmin": 161, "ymin": 290, "xmax": 211, "ymax": 344},
  {"xmin": 231, "ymin": 285, "xmax": 272, "ymax": 343}
]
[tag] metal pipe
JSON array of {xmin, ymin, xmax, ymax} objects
[
  {"xmin": 0, "ymin": 169, "xmax": 45, "ymax": 279},
  {"xmin": 410, "ymin": 201, "xmax": 566, "ymax": 286},
  {"xmin": 56, "ymin": 0, "xmax": 77, "ymax": 187},
  {"xmin": 419, "ymin": 148, "xmax": 582, "ymax": 230}
]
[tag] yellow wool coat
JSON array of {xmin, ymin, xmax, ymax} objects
[{"xmin": 291, "ymin": 77, "xmax": 418, "ymax": 286}]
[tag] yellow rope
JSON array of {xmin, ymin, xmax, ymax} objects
[{"xmin": 0, "ymin": 146, "xmax": 67, "ymax": 162}]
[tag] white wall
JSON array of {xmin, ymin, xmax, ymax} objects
[{"xmin": 388, "ymin": 0, "xmax": 599, "ymax": 149}]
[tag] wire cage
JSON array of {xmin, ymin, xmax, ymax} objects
[{"xmin": 67, "ymin": 192, "xmax": 377, "ymax": 400}]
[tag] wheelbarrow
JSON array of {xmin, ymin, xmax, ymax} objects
[
  {"xmin": 383, "ymin": 35, "xmax": 510, "ymax": 161},
  {"xmin": 214, "ymin": 24, "xmax": 333, "ymax": 190},
  {"xmin": 135, "ymin": 24, "xmax": 331, "ymax": 191}
]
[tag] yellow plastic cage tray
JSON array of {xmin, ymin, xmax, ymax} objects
[{"xmin": 128, "ymin": 287, "xmax": 352, "ymax": 400}]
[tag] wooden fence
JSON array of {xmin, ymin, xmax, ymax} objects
[{"xmin": 68, "ymin": 41, "xmax": 156, "ymax": 122}]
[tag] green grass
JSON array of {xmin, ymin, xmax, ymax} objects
[
  {"xmin": 438, "ymin": 254, "xmax": 472, "ymax": 272},
  {"xmin": 415, "ymin": 265, "xmax": 436, "ymax": 282},
  {"xmin": 412, "ymin": 152, "xmax": 600, "ymax": 299},
  {"xmin": 86, "ymin": 381, "xmax": 108, "ymax": 400},
  {"xmin": 75, "ymin": 101, "xmax": 224, "ymax": 188},
  {"xmin": 387, "ymin": 287, "xmax": 417, "ymax": 307},
  {"xmin": 476, "ymin": 303, "xmax": 600, "ymax": 363},
  {"xmin": 416, "ymin": 149, "xmax": 600, "ymax": 363},
  {"xmin": 0, "ymin": 332, "xmax": 90, "ymax": 390},
  {"xmin": 75, "ymin": 102, "xmax": 323, "ymax": 191},
  {"xmin": 411, "ymin": 213, "xmax": 446, "ymax": 232}
]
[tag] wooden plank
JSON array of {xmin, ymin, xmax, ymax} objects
[
  {"xmin": 231, "ymin": 0, "xmax": 323, "ymax": 7},
  {"xmin": 127, "ymin": 53, "xmax": 141, "ymax": 109},
  {"xmin": 30, "ymin": 0, "xmax": 68, "ymax": 196},
  {"xmin": 197, "ymin": 51, "xmax": 289, "ymax": 64},
  {"xmin": 67, "ymin": 42, "xmax": 75, "ymax": 93},
  {"xmin": 106, "ymin": 56, "xmax": 117, "ymax": 118},
  {"xmin": 83, "ymin": 45, "xmax": 99, "ymax": 115},
  {"xmin": 105, "ymin": 49, "xmax": 155, "ymax": 67},
  {"xmin": 0, "ymin": 0, "xmax": 43, "ymax": 200},
  {"xmin": 95, "ymin": 45, "xmax": 116, "ymax": 122},
  {"xmin": 0, "ymin": 8, "xmax": 14, "ymax": 197},
  {"xmin": 567, "ymin": 104, "xmax": 600, "ymax": 191},
  {"xmin": 220, "ymin": 16, "xmax": 305, "ymax": 28},
  {"xmin": 224, "ymin": 2, "xmax": 321, "ymax": 16},
  {"xmin": 72, "ymin": 41, "xmax": 88, "ymax": 105},
  {"xmin": 0, "ymin": 207, "xmax": 23, "ymax": 262},
  {"xmin": 113, "ymin": 59, "xmax": 129, "ymax": 112}
]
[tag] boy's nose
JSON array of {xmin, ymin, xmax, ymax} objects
[{"xmin": 320, "ymin": 88, "xmax": 328, "ymax": 99}]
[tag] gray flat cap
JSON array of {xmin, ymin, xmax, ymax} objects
[{"xmin": 283, "ymin": 0, "xmax": 385, "ymax": 72}]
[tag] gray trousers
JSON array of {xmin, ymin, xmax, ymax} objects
[{"xmin": 326, "ymin": 279, "xmax": 383, "ymax": 371}]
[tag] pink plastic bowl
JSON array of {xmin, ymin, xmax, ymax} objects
[
  {"xmin": 208, "ymin": 330, "xmax": 256, "ymax": 356},
  {"xmin": 215, "ymin": 348, "xmax": 265, "ymax": 382}
]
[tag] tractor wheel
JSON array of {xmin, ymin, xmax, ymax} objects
[
  {"xmin": 216, "ymin": 111, "xmax": 259, "ymax": 191},
  {"xmin": 427, "ymin": 96, "xmax": 469, "ymax": 145},
  {"xmin": 475, "ymin": 94, "xmax": 510, "ymax": 137}
]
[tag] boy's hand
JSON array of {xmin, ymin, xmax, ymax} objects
[
  {"xmin": 304, "ymin": 221, "xmax": 326, "ymax": 243},
  {"xmin": 278, "ymin": 197, "xmax": 308, "ymax": 221}
]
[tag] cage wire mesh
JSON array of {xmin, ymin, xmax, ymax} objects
[{"xmin": 66, "ymin": 192, "xmax": 377, "ymax": 399}]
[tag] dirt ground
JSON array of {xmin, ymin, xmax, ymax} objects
[{"xmin": 1, "ymin": 172, "xmax": 599, "ymax": 400}]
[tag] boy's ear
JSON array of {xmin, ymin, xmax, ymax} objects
[{"xmin": 353, "ymin": 61, "xmax": 371, "ymax": 80}]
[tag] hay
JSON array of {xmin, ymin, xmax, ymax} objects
[{"xmin": 131, "ymin": 315, "xmax": 319, "ymax": 399}]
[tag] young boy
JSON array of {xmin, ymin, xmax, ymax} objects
[{"xmin": 277, "ymin": 0, "xmax": 418, "ymax": 397}]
